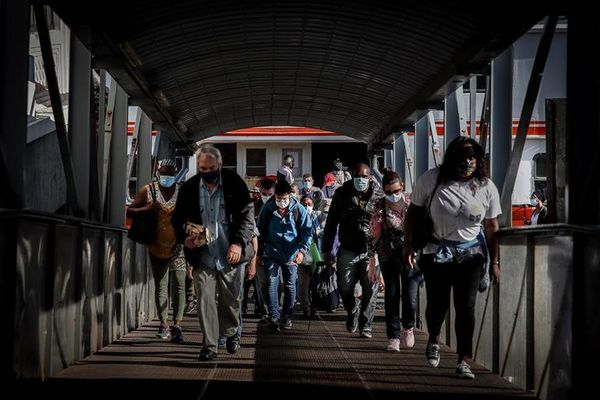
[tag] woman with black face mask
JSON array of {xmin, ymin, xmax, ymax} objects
[{"xmin": 403, "ymin": 136, "xmax": 501, "ymax": 380}]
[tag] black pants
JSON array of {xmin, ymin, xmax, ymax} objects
[
  {"xmin": 420, "ymin": 254, "xmax": 483, "ymax": 360},
  {"xmin": 380, "ymin": 258, "xmax": 421, "ymax": 339}
]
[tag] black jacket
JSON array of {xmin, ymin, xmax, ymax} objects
[
  {"xmin": 322, "ymin": 179, "xmax": 383, "ymax": 254},
  {"xmin": 172, "ymin": 169, "xmax": 255, "ymax": 267}
]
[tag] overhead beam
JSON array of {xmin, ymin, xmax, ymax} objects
[{"xmin": 34, "ymin": 3, "xmax": 82, "ymax": 216}]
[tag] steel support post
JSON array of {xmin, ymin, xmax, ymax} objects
[
  {"xmin": 490, "ymin": 45, "xmax": 513, "ymax": 224},
  {"xmin": 0, "ymin": 0, "xmax": 29, "ymax": 380},
  {"xmin": 393, "ymin": 134, "xmax": 405, "ymax": 177},
  {"xmin": 444, "ymin": 92, "xmax": 460, "ymax": 148},
  {"xmin": 470, "ymin": 76, "xmax": 478, "ymax": 139},
  {"xmin": 383, "ymin": 149, "xmax": 393, "ymax": 170},
  {"xmin": 427, "ymin": 111, "xmax": 442, "ymax": 166},
  {"xmin": 137, "ymin": 111, "xmax": 153, "ymax": 192},
  {"xmin": 415, "ymin": 116, "xmax": 429, "ymax": 180},
  {"xmin": 402, "ymin": 134, "xmax": 414, "ymax": 192},
  {"xmin": 567, "ymin": 15, "xmax": 600, "ymax": 400},
  {"xmin": 499, "ymin": 16, "xmax": 557, "ymax": 227},
  {"xmin": 0, "ymin": 0, "xmax": 29, "ymax": 208},
  {"xmin": 68, "ymin": 32, "xmax": 91, "ymax": 217},
  {"xmin": 156, "ymin": 131, "xmax": 172, "ymax": 161},
  {"xmin": 108, "ymin": 84, "xmax": 128, "ymax": 226}
]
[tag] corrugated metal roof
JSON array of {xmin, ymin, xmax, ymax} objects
[{"xmin": 47, "ymin": 0, "xmax": 548, "ymax": 146}]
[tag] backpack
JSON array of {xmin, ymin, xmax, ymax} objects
[{"xmin": 309, "ymin": 261, "xmax": 339, "ymax": 312}]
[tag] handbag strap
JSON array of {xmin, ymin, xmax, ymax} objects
[{"xmin": 147, "ymin": 182, "xmax": 157, "ymax": 203}]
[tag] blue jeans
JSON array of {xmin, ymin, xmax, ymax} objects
[
  {"xmin": 380, "ymin": 258, "xmax": 422, "ymax": 338},
  {"xmin": 264, "ymin": 258, "xmax": 298, "ymax": 321}
]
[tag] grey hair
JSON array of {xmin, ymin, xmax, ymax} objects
[{"xmin": 196, "ymin": 144, "xmax": 223, "ymax": 166}]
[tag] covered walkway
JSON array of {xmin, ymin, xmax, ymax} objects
[{"xmin": 2, "ymin": 2, "xmax": 598, "ymax": 400}]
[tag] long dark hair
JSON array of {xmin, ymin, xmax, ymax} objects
[{"xmin": 438, "ymin": 136, "xmax": 489, "ymax": 184}]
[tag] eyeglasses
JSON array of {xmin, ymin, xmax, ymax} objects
[{"xmin": 384, "ymin": 188, "xmax": 403, "ymax": 196}]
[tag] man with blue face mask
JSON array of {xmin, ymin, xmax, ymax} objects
[{"xmin": 322, "ymin": 163, "xmax": 383, "ymax": 339}]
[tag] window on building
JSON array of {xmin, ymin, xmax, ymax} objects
[
  {"xmin": 246, "ymin": 148, "xmax": 266, "ymax": 177},
  {"xmin": 214, "ymin": 143, "xmax": 237, "ymax": 173},
  {"xmin": 533, "ymin": 152, "xmax": 547, "ymax": 193},
  {"xmin": 533, "ymin": 153, "xmax": 547, "ymax": 180}
]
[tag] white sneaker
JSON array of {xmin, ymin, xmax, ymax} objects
[
  {"xmin": 401, "ymin": 328, "xmax": 415, "ymax": 348},
  {"xmin": 387, "ymin": 338, "xmax": 400, "ymax": 352},
  {"xmin": 456, "ymin": 360, "xmax": 475, "ymax": 379}
]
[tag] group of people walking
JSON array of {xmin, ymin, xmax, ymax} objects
[{"xmin": 127, "ymin": 136, "xmax": 501, "ymax": 380}]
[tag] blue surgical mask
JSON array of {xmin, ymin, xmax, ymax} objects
[
  {"xmin": 385, "ymin": 193, "xmax": 403, "ymax": 203},
  {"xmin": 353, "ymin": 177, "xmax": 369, "ymax": 192},
  {"xmin": 303, "ymin": 181, "xmax": 313, "ymax": 190},
  {"xmin": 529, "ymin": 198, "xmax": 538, "ymax": 206},
  {"xmin": 159, "ymin": 175, "xmax": 176, "ymax": 188}
]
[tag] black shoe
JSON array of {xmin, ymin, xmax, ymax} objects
[
  {"xmin": 346, "ymin": 313, "xmax": 358, "ymax": 333},
  {"xmin": 280, "ymin": 319, "xmax": 292, "ymax": 330},
  {"xmin": 170, "ymin": 325, "xmax": 184, "ymax": 344},
  {"xmin": 198, "ymin": 347, "xmax": 218, "ymax": 361},
  {"xmin": 226, "ymin": 336, "xmax": 241, "ymax": 354},
  {"xmin": 268, "ymin": 319, "xmax": 281, "ymax": 332}
]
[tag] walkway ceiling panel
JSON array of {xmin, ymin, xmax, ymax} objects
[{"xmin": 46, "ymin": 0, "xmax": 548, "ymax": 145}]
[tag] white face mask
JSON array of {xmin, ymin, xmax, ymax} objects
[
  {"xmin": 306, "ymin": 205, "xmax": 314, "ymax": 214},
  {"xmin": 385, "ymin": 193, "xmax": 403, "ymax": 203},
  {"xmin": 529, "ymin": 198, "xmax": 538, "ymax": 206},
  {"xmin": 275, "ymin": 197, "xmax": 290, "ymax": 209},
  {"xmin": 261, "ymin": 194, "xmax": 272, "ymax": 204},
  {"xmin": 353, "ymin": 177, "xmax": 369, "ymax": 192}
]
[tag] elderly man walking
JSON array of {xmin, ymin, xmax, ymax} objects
[{"xmin": 172, "ymin": 144, "xmax": 255, "ymax": 361}]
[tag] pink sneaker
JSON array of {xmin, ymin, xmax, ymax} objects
[
  {"xmin": 401, "ymin": 328, "xmax": 415, "ymax": 348},
  {"xmin": 387, "ymin": 338, "xmax": 400, "ymax": 352}
]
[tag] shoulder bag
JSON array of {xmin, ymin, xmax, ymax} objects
[{"xmin": 128, "ymin": 183, "xmax": 158, "ymax": 244}]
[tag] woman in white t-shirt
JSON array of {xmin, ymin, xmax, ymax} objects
[{"xmin": 402, "ymin": 136, "xmax": 501, "ymax": 380}]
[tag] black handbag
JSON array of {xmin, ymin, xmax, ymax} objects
[
  {"xmin": 128, "ymin": 184, "xmax": 158, "ymax": 244},
  {"xmin": 411, "ymin": 181, "xmax": 440, "ymax": 251}
]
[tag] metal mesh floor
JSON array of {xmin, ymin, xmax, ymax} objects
[{"xmin": 29, "ymin": 308, "xmax": 536, "ymax": 400}]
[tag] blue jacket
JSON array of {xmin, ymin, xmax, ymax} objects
[{"xmin": 257, "ymin": 197, "xmax": 313, "ymax": 264}]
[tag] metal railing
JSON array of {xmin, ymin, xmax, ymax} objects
[
  {"xmin": 416, "ymin": 224, "xmax": 597, "ymax": 400},
  {"xmin": 1, "ymin": 209, "xmax": 154, "ymax": 381}
]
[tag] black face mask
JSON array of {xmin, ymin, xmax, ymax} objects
[
  {"xmin": 333, "ymin": 162, "xmax": 342, "ymax": 171},
  {"xmin": 200, "ymin": 169, "xmax": 220, "ymax": 183}
]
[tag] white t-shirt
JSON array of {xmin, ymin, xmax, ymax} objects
[
  {"xmin": 277, "ymin": 165, "xmax": 294, "ymax": 185},
  {"xmin": 412, "ymin": 168, "xmax": 501, "ymax": 253}
]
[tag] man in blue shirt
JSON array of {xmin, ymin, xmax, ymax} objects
[{"xmin": 257, "ymin": 180, "xmax": 312, "ymax": 331}]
